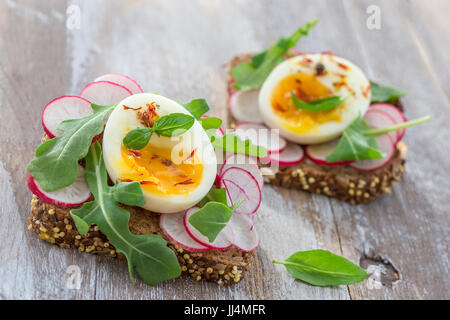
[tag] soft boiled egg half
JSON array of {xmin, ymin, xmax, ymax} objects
[
  {"xmin": 259, "ymin": 53, "xmax": 371, "ymax": 144},
  {"xmin": 102, "ymin": 93, "xmax": 217, "ymax": 213}
]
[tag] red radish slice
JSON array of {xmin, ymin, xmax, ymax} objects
[
  {"xmin": 160, "ymin": 212, "xmax": 209, "ymax": 252},
  {"xmin": 184, "ymin": 207, "xmax": 259, "ymax": 252},
  {"xmin": 228, "ymin": 214, "xmax": 259, "ymax": 252},
  {"xmin": 229, "ymin": 90, "xmax": 264, "ymax": 123},
  {"xmin": 364, "ymin": 109, "xmax": 397, "ymax": 143},
  {"xmin": 184, "ymin": 207, "xmax": 232, "ymax": 250},
  {"xmin": 219, "ymin": 153, "xmax": 263, "ymax": 190},
  {"xmin": 350, "ymin": 134, "xmax": 395, "ymax": 171},
  {"xmin": 305, "ymin": 139, "xmax": 353, "ymax": 166},
  {"xmin": 284, "ymin": 48, "xmax": 303, "ymax": 59},
  {"xmin": 370, "ymin": 103, "xmax": 406, "ymax": 141},
  {"xmin": 219, "ymin": 167, "xmax": 262, "ymax": 215},
  {"xmin": 94, "ymin": 74, "xmax": 143, "ymax": 94},
  {"xmin": 235, "ymin": 122, "xmax": 287, "ymax": 154},
  {"xmin": 80, "ymin": 81, "xmax": 132, "ymax": 106},
  {"xmin": 27, "ymin": 166, "xmax": 91, "ymax": 207},
  {"xmin": 42, "ymin": 96, "xmax": 93, "ymax": 138},
  {"xmin": 262, "ymin": 143, "xmax": 304, "ymax": 166}
]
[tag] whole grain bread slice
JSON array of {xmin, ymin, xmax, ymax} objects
[
  {"xmin": 27, "ymin": 134, "xmax": 253, "ymax": 286},
  {"xmin": 226, "ymin": 54, "xmax": 407, "ymax": 204}
]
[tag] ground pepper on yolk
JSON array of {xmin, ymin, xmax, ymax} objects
[
  {"xmin": 270, "ymin": 73, "xmax": 346, "ymax": 134},
  {"xmin": 119, "ymin": 143, "xmax": 203, "ymax": 196}
]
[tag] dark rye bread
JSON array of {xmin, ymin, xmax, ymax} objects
[
  {"xmin": 226, "ymin": 54, "xmax": 407, "ymax": 204},
  {"xmin": 27, "ymin": 136, "xmax": 253, "ymax": 286}
]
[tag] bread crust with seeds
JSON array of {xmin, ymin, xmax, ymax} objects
[
  {"xmin": 28, "ymin": 196, "xmax": 253, "ymax": 285},
  {"xmin": 226, "ymin": 54, "xmax": 407, "ymax": 204}
]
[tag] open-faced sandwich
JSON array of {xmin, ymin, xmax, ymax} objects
[
  {"xmin": 27, "ymin": 75, "xmax": 267, "ymax": 286},
  {"xmin": 226, "ymin": 20, "xmax": 430, "ymax": 204}
]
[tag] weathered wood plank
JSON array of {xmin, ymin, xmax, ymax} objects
[
  {"xmin": 0, "ymin": 0, "xmax": 99, "ymax": 300},
  {"xmin": 335, "ymin": 0, "xmax": 450, "ymax": 300},
  {"xmin": 0, "ymin": 0, "xmax": 448, "ymax": 300}
]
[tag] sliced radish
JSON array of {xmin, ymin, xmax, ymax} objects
[
  {"xmin": 262, "ymin": 142, "xmax": 304, "ymax": 166},
  {"xmin": 305, "ymin": 139, "xmax": 353, "ymax": 166},
  {"xmin": 350, "ymin": 134, "xmax": 395, "ymax": 171},
  {"xmin": 184, "ymin": 207, "xmax": 232, "ymax": 250},
  {"xmin": 184, "ymin": 207, "xmax": 259, "ymax": 252},
  {"xmin": 160, "ymin": 212, "xmax": 209, "ymax": 252},
  {"xmin": 216, "ymin": 127, "xmax": 224, "ymax": 136},
  {"xmin": 370, "ymin": 103, "xmax": 406, "ymax": 141},
  {"xmin": 219, "ymin": 167, "xmax": 262, "ymax": 215},
  {"xmin": 234, "ymin": 122, "xmax": 287, "ymax": 154},
  {"xmin": 219, "ymin": 153, "xmax": 263, "ymax": 190},
  {"xmin": 80, "ymin": 81, "xmax": 132, "ymax": 106},
  {"xmin": 94, "ymin": 74, "xmax": 143, "ymax": 94},
  {"xmin": 364, "ymin": 109, "xmax": 397, "ymax": 143},
  {"xmin": 42, "ymin": 96, "xmax": 93, "ymax": 138},
  {"xmin": 229, "ymin": 90, "xmax": 264, "ymax": 123},
  {"xmin": 27, "ymin": 166, "xmax": 91, "ymax": 207},
  {"xmin": 227, "ymin": 214, "xmax": 259, "ymax": 252}
]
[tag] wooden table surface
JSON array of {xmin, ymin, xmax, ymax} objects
[{"xmin": 0, "ymin": 0, "xmax": 449, "ymax": 300}]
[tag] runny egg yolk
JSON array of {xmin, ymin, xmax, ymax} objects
[
  {"xmin": 270, "ymin": 73, "xmax": 346, "ymax": 133},
  {"xmin": 119, "ymin": 143, "xmax": 203, "ymax": 196}
]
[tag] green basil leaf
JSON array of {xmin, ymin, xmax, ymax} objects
[
  {"xmin": 273, "ymin": 249, "xmax": 368, "ymax": 286},
  {"xmin": 27, "ymin": 104, "xmax": 114, "ymax": 191},
  {"xmin": 183, "ymin": 99, "xmax": 210, "ymax": 119},
  {"xmin": 199, "ymin": 117, "xmax": 222, "ymax": 131},
  {"xmin": 292, "ymin": 94, "xmax": 347, "ymax": 112},
  {"xmin": 370, "ymin": 81, "xmax": 406, "ymax": 103},
  {"xmin": 153, "ymin": 113, "xmax": 195, "ymax": 137},
  {"xmin": 188, "ymin": 202, "xmax": 233, "ymax": 242},
  {"xmin": 123, "ymin": 127, "xmax": 152, "ymax": 150},
  {"xmin": 231, "ymin": 19, "xmax": 318, "ymax": 91},
  {"xmin": 70, "ymin": 142, "xmax": 180, "ymax": 285},
  {"xmin": 212, "ymin": 133, "xmax": 268, "ymax": 158},
  {"xmin": 326, "ymin": 117, "xmax": 384, "ymax": 162},
  {"xmin": 111, "ymin": 181, "xmax": 146, "ymax": 206}
]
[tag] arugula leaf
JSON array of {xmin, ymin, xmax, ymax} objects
[
  {"xmin": 231, "ymin": 19, "xmax": 318, "ymax": 91},
  {"xmin": 183, "ymin": 99, "xmax": 209, "ymax": 119},
  {"xmin": 152, "ymin": 113, "xmax": 194, "ymax": 137},
  {"xmin": 111, "ymin": 181, "xmax": 146, "ymax": 206},
  {"xmin": 27, "ymin": 104, "xmax": 114, "ymax": 191},
  {"xmin": 70, "ymin": 142, "xmax": 181, "ymax": 285},
  {"xmin": 273, "ymin": 249, "xmax": 368, "ymax": 286},
  {"xmin": 326, "ymin": 117, "xmax": 383, "ymax": 162},
  {"xmin": 212, "ymin": 133, "xmax": 268, "ymax": 158},
  {"xmin": 292, "ymin": 94, "xmax": 347, "ymax": 112},
  {"xmin": 370, "ymin": 81, "xmax": 406, "ymax": 103},
  {"xmin": 325, "ymin": 115, "xmax": 431, "ymax": 162},
  {"xmin": 188, "ymin": 202, "xmax": 234, "ymax": 243},
  {"xmin": 123, "ymin": 127, "xmax": 152, "ymax": 150}
]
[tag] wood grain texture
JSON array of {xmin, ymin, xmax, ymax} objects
[{"xmin": 0, "ymin": 0, "xmax": 448, "ymax": 300}]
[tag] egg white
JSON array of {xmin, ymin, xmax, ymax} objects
[
  {"xmin": 259, "ymin": 53, "xmax": 371, "ymax": 144},
  {"xmin": 102, "ymin": 93, "xmax": 217, "ymax": 213}
]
